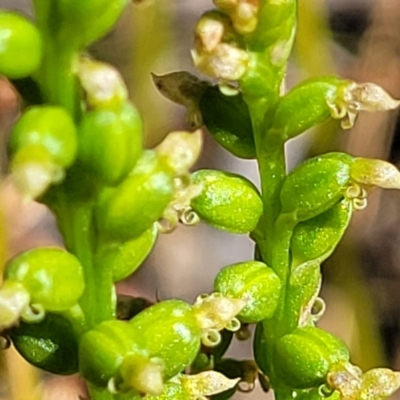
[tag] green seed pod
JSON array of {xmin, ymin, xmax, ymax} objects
[
  {"xmin": 214, "ymin": 261, "xmax": 281, "ymax": 323},
  {"xmin": 271, "ymin": 77, "xmax": 344, "ymax": 140},
  {"xmin": 5, "ymin": 247, "xmax": 84, "ymax": 311},
  {"xmin": 9, "ymin": 106, "xmax": 78, "ymax": 168},
  {"xmin": 96, "ymin": 150, "xmax": 174, "ymax": 241},
  {"xmin": 291, "ymin": 199, "xmax": 352, "ymax": 266},
  {"xmin": 280, "ymin": 153, "xmax": 354, "ymax": 221},
  {"xmin": 0, "ymin": 12, "xmax": 42, "ymax": 79},
  {"xmin": 98, "ymin": 224, "xmax": 158, "ymax": 283},
  {"xmin": 78, "ymin": 103, "xmax": 142, "ymax": 186},
  {"xmin": 274, "ymin": 327, "xmax": 349, "ymax": 389},
  {"xmin": 8, "ymin": 313, "xmax": 78, "ymax": 375},
  {"xmin": 198, "ymin": 86, "xmax": 256, "ymax": 159},
  {"xmin": 79, "ymin": 320, "xmax": 148, "ymax": 388},
  {"xmin": 128, "ymin": 299, "xmax": 202, "ymax": 380},
  {"xmin": 191, "ymin": 169, "xmax": 263, "ymax": 234}
]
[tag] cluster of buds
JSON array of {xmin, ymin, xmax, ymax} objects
[{"xmin": 191, "ymin": 11, "xmax": 249, "ymax": 81}]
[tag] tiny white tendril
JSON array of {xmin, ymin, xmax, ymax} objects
[
  {"xmin": 107, "ymin": 377, "xmax": 119, "ymax": 394},
  {"xmin": 353, "ymin": 197, "xmax": 368, "ymax": 211},
  {"xmin": 21, "ymin": 303, "xmax": 45, "ymax": 323},
  {"xmin": 311, "ymin": 297, "xmax": 326, "ymax": 322},
  {"xmin": 345, "ymin": 183, "xmax": 363, "ymax": 199},
  {"xmin": 225, "ymin": 317, "xmax": 241, "ymax": 332},
  {"xmin": 180, "ymin": 208, "xmax": 200, "ymax": 226},
  {"xmin": 318, "ymin": 384, "xmax": 335, "ymax": 398},
  {"xmin": 202, "ymin": 329, "xmax": 221, "ymax": 347}
]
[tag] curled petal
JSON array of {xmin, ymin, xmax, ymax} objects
[
  {"xmin": 152, "ymin": 71, "xmax": 209, "ymax": 127},
  {"xmin": 76, "ymin": 57, "xmax": 128, "ymax": 109},
  {"xmin": 156, "ymin": 130, "xmax": 203, "ymax": 175},
  {"xmin": 360, "ymin": 369, "xmax": 400, "ymax": 400},
  {"xmin": 347, "ymin": 83, "xmax": 400, "ymax": 113},
  {"xmin": 182, "ymin": 370, "xmax": 240, "ymax": 397},
  {"xmin": 193, "ymin": 293, "xmax": 246, "ymax": 331},
  {"xmin": 0, "ymin": 281, "xmax": 30, "ymax": 330},
  {"xmin": 350, "ymin": 158, "xmax": 400, "ymax": 189}
]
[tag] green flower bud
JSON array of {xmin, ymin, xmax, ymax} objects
[
  {"xmin": 280, "ymin": 153, "xmax": 354, "ymax": 221},
  {"xmin": 191, "ymin": 169, "xmax": 263, "ymax": 233},
  {"xmin": 97, "ymin": 224, "xmax": 158, "ymax": 283},
  {"xmin": 214, "ymin": 261, "xmax": 281, "ymax": 323},
  {"xmin": 57, "ymin": 0, "xmax": 128, "ymax": 47},
  {"xmin": 128, "ymin": 299, "xmax": 202, "ymax": 381},
  {"xmin": 271, "ymin": 77, "xmax": 345, "ymax": 140},
  {"xmin": 0, "ymin": 12, "xmax": 42, "ymax": 79},
  {"xmin": 5, "ymin": 247, "xmax": 84, "ymax": 311},
  {"xmin": 79, "ymin": 319, "xmax": 149, "ymax": 389},
  {"xmin": 274, "ymin": 327, "xmax": 349, "ymax": 389},
  {"xmin": 9, "ymin": 106, "xmax": 78, "ymax": 168},
  {"xmin": 78, "ymin": 102, "xmax": 142, "ymax": 186},
  {"xmin": 8, "ymin": 312, "xmax": 78, "ymax": 375},
  {"xmin": 96, "ymin": 150, "xmax": 174, "ymax": 241},
  {"xmin": 199, "ymin": 86, "xmax": 256, "ymax": 159},
  {"xmin": 291, "ymin": 199, "xmax": 353, "ymax": 266},
  {"xmin": 287, "ymin": 261, "xmax": 322, "ymax": 329}
]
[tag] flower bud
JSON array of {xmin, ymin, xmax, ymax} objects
[
  {"xmin": 0, "ymin": 12, "xmax": 42, "ymax": 79},
  {"xmin": 129, "ymin": 300, "xmax": 202, "ymax": 381},
  {"xmin": 79, "ymin": 319, "xmax": 150, "ymax": 389},
  {"xmin": 97, "ymin": 224, "xmax": 158, "ymax": 283},
  {"xmin": 274, "ymin": 327, "xmax": 349, "ymax": 389},
  {"xmin": 291, "ymin": 199, "xmax": 353, "ymax": 266},
  {"xmin": 78, "ymin": 102, "xmax": 142, "ymax": 186},
  {"xmin": 95, "ymin": 150, "xmax": 174, "ymax": 242},
  {"xmin": 9, "ymin": 106, "xmax": 78, "ymax": 168},
  {"xmin": 214, "ymin": 261, "xmax": 281, "ymax": 322},
  {"xmin": 271, "ymin": 76, "xmax": 345, "ymax": 140},
  {"xmin": 280, "ymin": 153, "xmax": 354, "ymax": 221},
  {"xmin": 191, "ymin": 169, "xmax": 263, "ymax": 233},
  {"xmin": 5, "ymin": 247, "xmax": 84, "ymax": 312}
]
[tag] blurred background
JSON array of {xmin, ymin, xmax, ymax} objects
[{"xmin": 1, "ymin": 0, "xmax": 400, "ymax": 399}]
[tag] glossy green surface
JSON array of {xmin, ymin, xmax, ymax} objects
[
  {"xmin": 191, "ymin": 169, "xmax": 263, "ymax": 233},
  {"xmin": 199, "ymin": 86, "xmax": 256, "ymax": 159},
  {"xmin": 280, "ymin": 154, "xmax": 352, "ymax": 221},
  {"xmin": 5, "ymin": 247, "xmax": 84, "ymax": 311},
  {"xmin": 9, "ymin": 106, "xmax": 78, "ymax": 167},
  {"xmin": 96, "ymin": 150, "xmax": 174, "ymax": 241},
  {"xmin": 79, "ymin": 320, "xmax": 145, "ymax": 388},
  {"xmin": 214, "ymin": 261, "xmax": 281, "ymax": 322},
  {"xmin": 129, "ymin": 299, "xmax": 201, "ymax": 380},
  {"xmin": 0, "ymin": 12, "xmax": 42, "ymax": 78},
  {"xmin": 98, "ymin": 224, "xmax": 158, "ymax": 282},
  {"xmin": 78, "ymin": 103, "xmax": 142, "ymax": 186},
  {"xmin": 9, "ymin": 313, "xmax": 78, "ymax": 375},
  {"xmin": 291, "ymin": 199, "xmax": 352, "ymax": 265},
  {"xmin": 274, "ymin": 327, "xmax": 349, "ymax": 389},
  {"xmin": 272, "ymin": 77, "xmax": 343, "ymax": 140}
]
